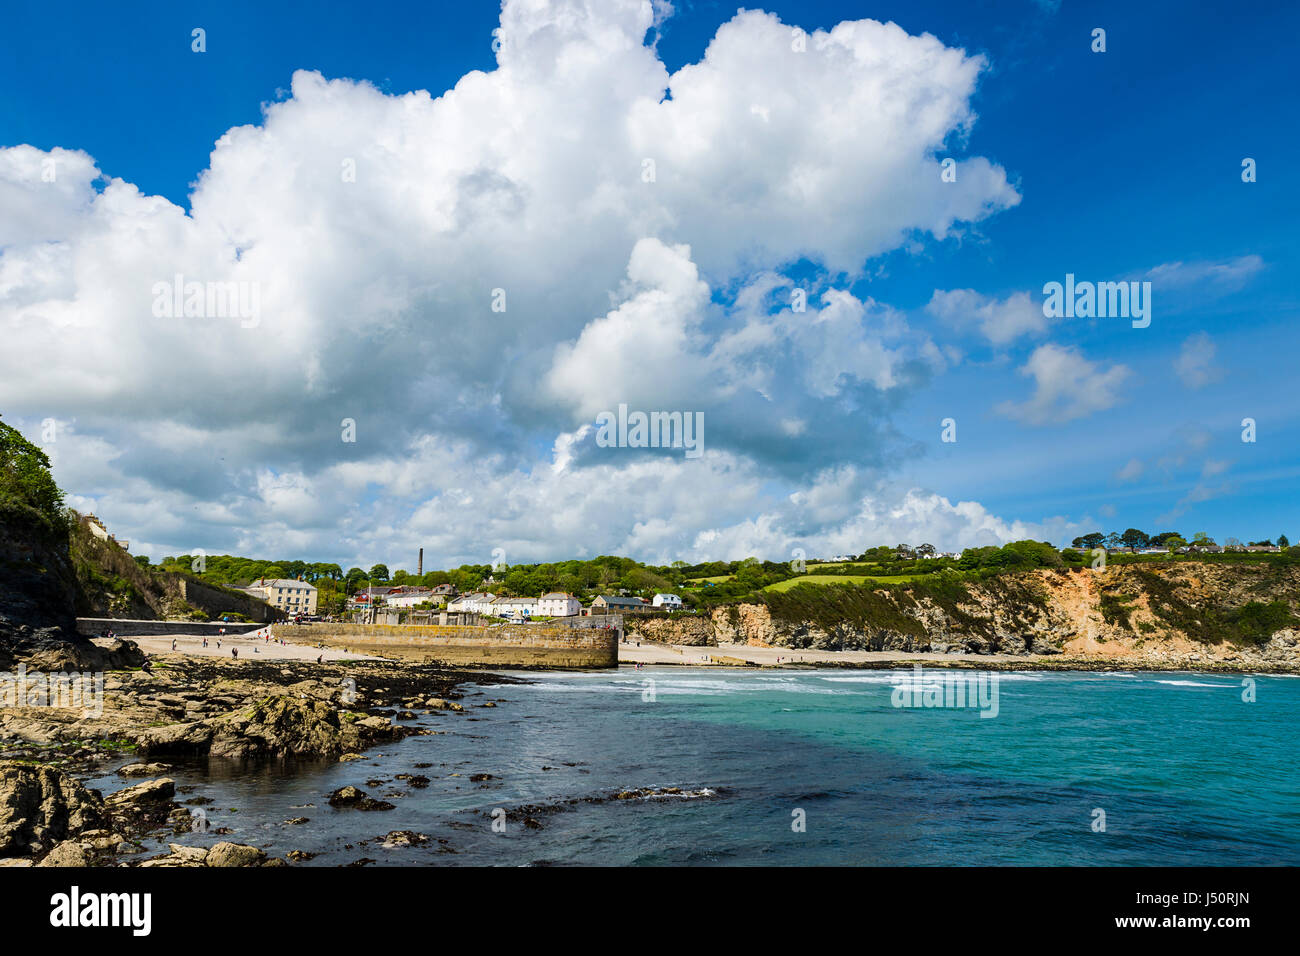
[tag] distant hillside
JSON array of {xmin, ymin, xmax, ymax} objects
[
  {"xmin": 703, "ymin": 563, "xmax": 1300, "ymax": 669},
  {"xmin": 69, "ymin": 517, "xmax": 281, "ymax": 624}
]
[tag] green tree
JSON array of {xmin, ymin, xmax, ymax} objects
[
  {"xmin": 1072, "ymin": 532, "xmax": 1106, "ymax": 550},
  {"xmin": 368, "ymin": 564, "xmax": 390, "ymax": 582},
  {"xmin": 345, "ymin": 567, "xmax": 367, "ymax": 593},
  {"xmin": 1120, "ymin": 528, "xmax": 1150, "ymax": 551},
  {"xmin": 0, "ymin": 416, "xmax": 65, "ymax": 534}
]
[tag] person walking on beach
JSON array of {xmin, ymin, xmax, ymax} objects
[
  {"xmin": 232, "ymin": 647, "xmax": 238, "ymax": 659},
  {"xmin": 172, "ymin": 639, "xmax": 177, "ymax": 651}
]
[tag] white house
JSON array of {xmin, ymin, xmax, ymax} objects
[
  {"xmin": 385, "ymin": 587, "xmax": 434, "ymax": 608},
  {"xmin": 448, "ymin": 592, "xmax": 497, "ymax": 614},
  {"xmin": 491, "ymin": 596, "xmax": 538, "ymax": 619},
  {"xmin": 651, "ymin": 593, "xmax": 683, "ymax": 609},
  {"xmin": 536, "ymin": 592, "xmax": 582, "ymax": 617}
]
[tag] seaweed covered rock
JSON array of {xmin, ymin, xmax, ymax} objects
[
  {"xmin": 137, "ymin": 695, "xmax": 408, "ymax": 761},
  {"xmin": 0, "ymin": 761, "xmax": 106, "ymax": 857}
]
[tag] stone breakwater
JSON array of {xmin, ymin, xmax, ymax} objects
[{"xmin": 293, "ymin": 622, "xmax": 619, "ymax": 669}]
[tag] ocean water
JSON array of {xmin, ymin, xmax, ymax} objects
[{"xmin": 94, "ymin": 667, "xmax": 1300, "ymax": 866}]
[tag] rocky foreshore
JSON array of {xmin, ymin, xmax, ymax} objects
[{"xmin": 0, "ymin": 642, "xmax": 509, "ymax": 866}]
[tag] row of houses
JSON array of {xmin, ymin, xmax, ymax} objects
[
  {"xmin": 343, "ymin": 584, "xmax": 684, "ymax": 619},
  {"xmin": 1123, "ymin": 544, "xmax": 1283, "ymax": 555},
  {"xmin": 83, "ymin": 514, "xmax": 129, "ymax": 551},
  {"xmin": 356, "ymin": 583, "xmax": 459, "ymax": 608},
  {"xmin": 1173, "ymin": 543, "xmax": 1283, "ymax": 555},
  {"xmin": 446, "ymin": 591, "xmax": 683, "ymax": 620}
]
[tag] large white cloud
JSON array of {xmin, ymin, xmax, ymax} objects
[{"xmin": 1, "ymin": 0, "xmax": 1039, "ymax": 566}]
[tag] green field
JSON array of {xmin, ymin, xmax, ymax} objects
[{"xmin": 763, "ymin": 573, "xmax": 923, "ymax": 592}]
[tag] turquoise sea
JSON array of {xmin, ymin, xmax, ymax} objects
[{"xmin": 96, "ymin": 667, "xmax": 1300, "ymax": 866}]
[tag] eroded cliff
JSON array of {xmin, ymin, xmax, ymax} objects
[{"xmin": 631, "ymin": 563, "xmax": 1300, "ymax": 669}]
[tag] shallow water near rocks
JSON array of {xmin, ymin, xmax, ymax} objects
[{"xmin": 85, "ymin": 667, "xmax": 1300, "ymax": 865}]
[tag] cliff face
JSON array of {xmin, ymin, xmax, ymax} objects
[
  {"xmin": 69, "ymin": 517, "xmax": 280, "ymax": 624},
  {"xmin": 0, "ymin": 509, "xmax": 80, "ymax": 656},
  {"xmin": 0, "ymin": 511, "xmax": 148, "ymax": 669},
  {"xmin": 702, "ymin": 564, "xmax": 1300, "ymax": 668},
  {"xmin": 625, "ymin": 615, "xmax": 715, "ymax": 646},
  {"xmin": 0, "ymin": 508, "xmax": 279, "ymax": 668}
]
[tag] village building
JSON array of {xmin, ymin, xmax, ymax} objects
[
  {"xmin": 448, "ymin": 592, "xmax": 497, "ymax": 614},
  {"xmin": 536, "ymin": 592, "xmax": 582, "ymax": 617},
  {"xmin": 83, "ymin": 514, "xmax": 129, "ymax": 551},
  {"xmin": 351, "ymin": 586, "xmax": 396, "ymax": 606},
  {"xmin": 491, "ymin": 596, "xmax": 539, "ymax": 620},
  {"xmin": 244, "ymin": 578, "xmax": 318, "ymax": 615},
  {"xmin": 651, "ymin": 593, "xmax": 683, "ymax": 609},
  {"xmin": 384, "ymin": 586, "xmax": 434, "ymax": 608},
  {"xmin": 589, "ymin": 594, "xmax": 648, "ymax": 613}
]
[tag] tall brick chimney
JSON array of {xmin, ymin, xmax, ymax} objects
[{"xmin": 418, "ymin": 548, "xmax": 423, "ymax": 578}]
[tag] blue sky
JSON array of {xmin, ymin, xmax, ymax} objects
[{"xmin": 1, "ymin": 0, "xmax": 1296, "ymax": 568}]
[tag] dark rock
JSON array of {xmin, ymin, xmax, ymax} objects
[
  {"xmin": 0, "ymin": 762, "xmax": 106, "ymax": 856},
  {"xmin": 327, "ymin": 786, "xmax": 395, "ymax": 812}
]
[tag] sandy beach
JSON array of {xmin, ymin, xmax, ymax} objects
[
  {"xmin": 127, "ymin": 628, "xmax": 381, "ymax": 663},
  {"xmin": 616, "ymin": 639, "xmax": 1036, "ymax": 667},
  {"xmin": 123, "ymin": 626, "xmax": 1056, "ymax": 670},
  {"xmin": 129, "ymin": 630, "xmax": 1031, "ymax": 669}
]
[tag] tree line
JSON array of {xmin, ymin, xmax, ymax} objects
[{"xmin": 1069, "ymin": 530, "xmax": 1290, "ymax": 552}]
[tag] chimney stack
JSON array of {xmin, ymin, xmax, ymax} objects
[{"xmin": 418, "ymin": 548, "xmax": 424, "ymax": 578}]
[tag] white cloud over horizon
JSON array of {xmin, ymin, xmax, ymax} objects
[{"xmin": 0, "ymin": 0, "xmax": 1084, "ymax": 568}]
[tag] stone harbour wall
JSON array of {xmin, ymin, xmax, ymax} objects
[
  {"xmin": 77, "ymin": 618, "xmax": 268, "ymax": 638},
  {"xmin": 292, "ymin": 622, "xmax": 619, "ymax": 669}
]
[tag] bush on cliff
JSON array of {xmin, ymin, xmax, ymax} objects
[{"xmin": 761, "ymin": 581, "xmax": 927, "ymax": 636}]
